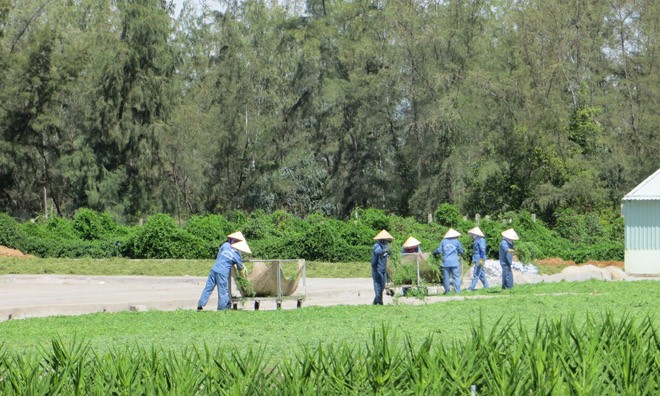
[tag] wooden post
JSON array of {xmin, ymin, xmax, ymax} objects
[{"xmin": 44, "ymin": 187, "xmax": 48, "ymax": 218}]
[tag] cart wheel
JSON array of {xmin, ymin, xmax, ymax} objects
[
  {"xmin": 276, "ymin": 301, "xmax": 282, "ymax": 310},
  {"xmin": 296, "ymin": 299, "xmax": 303, "ymax": 308},
  {"xmin": 254, "ymin": 301, "xmax": 260, "ymax": 311}
]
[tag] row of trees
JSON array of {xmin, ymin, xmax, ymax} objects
[{"xmin": 0, "ymin": 0, "xmax": 658, "ymax": 224}]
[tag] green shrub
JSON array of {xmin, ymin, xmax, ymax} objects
[
  {"xmin": 42, "ymin": 216, "xmax": 77, "ymax": 240},
  {"xmin": 344, "ymin": 222, "xmax": 376, "ymax": 247},
  {"xmin": 183, "ymin": 214, "xmax": 232, "ymax": 244},
  {"xmin": 515, "ymin": 241, "xmax": 543, "ymax": 263},
  {"xmin": 554, "ymin": 209, "xmax": 619, "ymax": 245},
  {"xmin": 0, "ymin": 207, "xmax": 626, "ymax": 262},
  {"xmin": 13, "ymin": 222, "xmax": 53, "ymax": 257},
  {"xmin": 506, "ymin": 211, "xmax": 568, "ymax": 258},
  {"xmin": 125, "ymin": 214, "xmax": 210, "ymax": 259},
  {"xmin": 354, "ymin": 208, "xmax": 390, "ymax": 231},
  {"xmin": 226, "ymin": 210, "xmax": 248, "ymax": 228},
  {"xmin": 73, "ymin": 208, "xmax": 118, "ymax": 240},
  {"xmin": 242, "ymin": 209, "xmax": 277, "ymax": 240},
  {"xmin": 53, "ymin": 239, "xmax": 124, "ymax": 258},
  {"xmin": 300, "ymin": 219, "xmax": 367, "ymax": 261},
  {"xmin": 0, "ymin": 212, "xmax": 19, "ymax": 246},
  {"xmin": 250, "ymin": 232, "xmax": 305, "ymax": 260},
  {"xmin": 606, "ymin": 213, "xmax": 624, "ymax": 242},
  {"xmin": 562, "ymin": 241, "xmax": 624, "ymax": 264},
  {"xmin": 270, "ymin": 210, "xmax": 305, "ymax": 234},
  {"xmin": 434, "ymin": 203, "xmax": 462, "ymax": 227}
]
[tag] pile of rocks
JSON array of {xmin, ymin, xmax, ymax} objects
[
  {"xmin": 470, "ymin": 260, "xmax": 629, "ymax": 288},
  {"xmin": 481, "ymin": 259, "xmax": 538, "ymax": 278}
]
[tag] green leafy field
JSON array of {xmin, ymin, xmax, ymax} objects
[
  {"xmin": 1, "ymin": 280, "xmax": 657, "ymax": 357},
  {"xmin": 1, "ymin": 265, "xmax": 658, "ymax": 394}
]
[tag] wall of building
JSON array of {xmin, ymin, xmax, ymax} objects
[{"xmin": 624, "ymin": 200, "xmax": 660, "ymax": 274}]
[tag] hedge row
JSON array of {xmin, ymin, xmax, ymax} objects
[{"xmin": 0, "ymin": 206, "xmax": 623, "ymax": 263}]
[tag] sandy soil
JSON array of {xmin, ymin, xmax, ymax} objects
[
  {"xmin": 534, "ymin": 257, "xmax": 624, "ymax": 268},
  {"xmin": 0, "ymin": 246, "xmax": 34, "ymax": 258}
]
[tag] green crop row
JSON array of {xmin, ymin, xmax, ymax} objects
[
  {"xmin": 0, "ymin": 205, "xmax": 624, "ymax": 263},
  {"xmin": 0, "ymin": 313, "xmax": 656, "ymax": 395}
]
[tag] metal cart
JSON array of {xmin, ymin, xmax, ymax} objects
[
  {"xmin": 230, "ymin": 259, "xmax": 307, "ymax": 310},
  {"xmin": 398, "ymin": 253, "xmax": 443, "ymax": 296}
]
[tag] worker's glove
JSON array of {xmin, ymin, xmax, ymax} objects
[
  {"xmin": 239, "ymin": 267, "xmax": 249, "ymax": 278},
  {"xmin": 383, "ymin": 251, "xmax": 389, "ymax": 258},
  {"xmin": 479, "ymin": 258, "xmax": 484, "ymax": 265}
]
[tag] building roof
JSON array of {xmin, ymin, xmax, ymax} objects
[{"xmin": 623, "ymin": 168, "xmax": 660, "ymax": 201}]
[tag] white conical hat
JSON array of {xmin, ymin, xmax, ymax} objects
[
  {"xmin": 468, "ymin": 227, "xmax": 485, "ymax": 237},
  {"xmin": 402, "ymin": 236, "xmax": 421, "ymax": 248},
  {"xmin": 231, "ymin": 240, "xmax": 252, "ymax": 254},
  {"xmin": 373, "ymin": 230, "xmax": 394, "ymax": 241},
  {"xmin": 501, "ymin": 228, "xmax": 519, "ymax": 241},
  {"xmin": 227, "ymin": 231, "xmax": 246, "ymax": 241},
  {"xmin": 444, "ymin": 228, "xmax": 461, "ymax": 239}
]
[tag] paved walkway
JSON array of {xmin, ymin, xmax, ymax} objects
[
  {"xmin": 0, "ymin": 275, "xmax": 395, "ymax": 320},
  {"xmin": 2, "ymin": 266, "xmax": 657, "ymax": 321}
]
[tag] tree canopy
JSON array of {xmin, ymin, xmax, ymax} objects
[{"xmin": 1, "ymin": 0, "xmax": 658, "ymax": 223}]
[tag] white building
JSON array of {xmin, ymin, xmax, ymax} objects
[{"xmin": 622, "ymin": 168, "xmax": 660, "ymax": 275}]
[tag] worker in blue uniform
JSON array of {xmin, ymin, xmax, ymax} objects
[
  {"xmin": 197, "ymin": 232, "xmax": 250, "ymax": 311},
  {"xmin": 467, "ymin": 227, "xmax": 489, "ymax": 291},
  {"xmin": 499, "ymin": 228, "xmax": 519, "ymax": 290},
  {"xmin": 433, "ymin": 228, "xmax": 464, "ymax": 294},
  {"xmin": 401, "ymin": 236, "xmax": 422, "ymax": 254},
  {"xmin": 371, "ymin": 229, "xmax": 394, "ymax": 305}
]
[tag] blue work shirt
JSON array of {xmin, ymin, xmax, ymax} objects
[
  {"xmin": 472, "ymin": 237, "xmax": 486, "ymax": 264},
  {"xmin": 211, "ymin": 241, "xmax": 244, "ymax": 274},
  {"xmin": 371, "ymin": 241, "xmax": 389, "ymax": 270},
  {"xmin": 499, "ymin": 239, "xmax": 514, "ymax": 266},
  {"xmin": 435, "ymin": 238, "xmax": 464, "ymax": 267}
]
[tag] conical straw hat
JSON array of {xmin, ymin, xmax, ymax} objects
[
  {"xmin": 373, "ymin": 230, "xmax": 394, "ymax": 241},
  {"xmin": 227, "ymin": 231, "xmax": 246, "ymax": 241},
  {"xmin": 402, "ymin": 236, "xmax": 421, "ymax": 248},
  {"xmin": 468, "ymin": 227, "xmax": 485, "ymax": 237},
  {"xmin": 444, "ymin": 228, "xmax": 461, "ymax": 239},
  {"xmin": 501, "ymin": 228, "xmax": 519, "ymax": 241},
  {"xmin": 231, "ymin": 240, "xmax": 252, "ymax": 254}
]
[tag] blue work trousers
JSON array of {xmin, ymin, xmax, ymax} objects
[
  {"xmin": 198, "ymin": 269, "xmax": 231, "ymax": 310},
  {"xmin": 468, "ymin": 264, "xmax": 490, "ymax": 290},
  {"xmin": 371, "ymin": 263, "xmax": 387, "ymax": 305},
  {"xmin": 442, "ymin": 266, "xmax": 460, "ymax": 293},
  {"xmin": 501, "ymin": 264, "xmax": 514, "ymax": 289}
]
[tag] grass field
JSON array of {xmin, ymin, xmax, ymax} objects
[
  {"xmin": 1, "ymin": 278, "xmax": 657, "ymax": 358},
  {"xmin": 1, "ymin": 257, "xmax": 657, "ymax": 394},
  {"xmin": 0, "ymin": 256, "xmax": 594, "ymax": 277},
  {"xmin": 0, "ymin": 257, "xmax": 372, "ymax": 278}
]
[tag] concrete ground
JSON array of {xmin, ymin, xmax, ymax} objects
[
  {"xmin": 2, "ymin": 266, "xmax": 657, "ymax": 321},
  {"xmin": 0, "ymin": 275, "xmax": 396, "ymax": 321}
]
